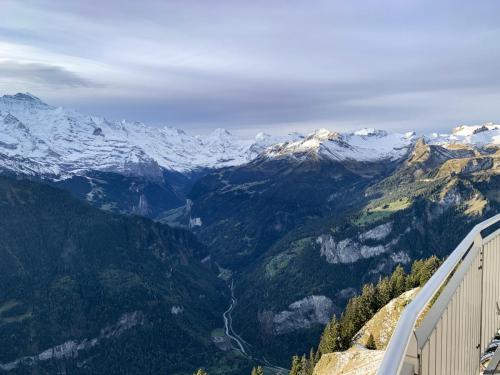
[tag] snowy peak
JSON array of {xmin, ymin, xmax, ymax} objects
[
  {"xmin": 0, "ymin": 94, "xmax": 270, "ymax": 177},
  {"xmin": 207, "ymin": 127, "xmax": 233, "ymax": 140},
  {"xmin": 428, "ymin": 123, "xmax": 500, "ymax": 146},
  {"xmin": 452, "ymin": 122, "xmax": 499, "ymax": 136},
  {"xmin": 263, "ymin": 128, "xmax": 416, "ymax": 162},
  {"xmin": 10, "ymin": 92, "xmax": 42, "ymax": 102},
  {"xmin": 308, "ymin": 128, "xmax": 342, "ymax": 141},
  {"xmin": 0, "ymin": 93, "xmax": 49, "ymax": 111},
  {"xmin": 1, "ymin": 93, "xmax": 499, "ymax": 179},
  {"xmin": 353, "ymin": 128, "xmax": 387, "ymax": 137}
]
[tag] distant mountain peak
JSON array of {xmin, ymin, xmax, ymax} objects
[
  {"xmin": 1, "ymin": 93, "xmax": 47, "ymax": 108},
  {"xmin": 309, "ymin": 128, "xmax": 342, "ymax": 140},
  {"xmin": 452, "ymin": 123, "xmax": 500, "ymax": 136},
  {"xmin": 6, "ymin": 92, "xmax": 42, "ymax": 102},
  {"xmin": 255, "ymin": 132, "xmax": 271, "ymax": 141},
  {"xmin": 210, "ymin": 127, "xmax": 232, "ymax": 137},
  {"xmin": 1, "ymin": 92, "xmax": 49, "ymax": 111},
  {"xmin": 353, "ymin": 128, "xmax": 386, "ymax": 137},
  {"xmin": 0, "ymin": 93, "xmax": 498, "ymax": 179},
  {"xmin": 0, "ymin": 94, "xmax": 262, "ymax": 177},
  {"xmin": 262, "ymin": 127, "xmax": 415, "ymax": 162}
]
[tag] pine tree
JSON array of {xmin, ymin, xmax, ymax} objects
[
  {"xmin": 366, "ymin": 333, "xmax": 377, "ymax": 350},
  {"xmin": 300, "ymin": 354, "xmax": 308, "ymax": 375},
  {"xmin": 389, "ymin": 265, "xmax": 406, "ymax": 298},
  {"xmin": 314, "ymin": 345, "xmax": 321, "ymax": 363},
  {"xmin": 251, "ymin": 366, "xmax": 264, "ymax": 375},
  {"xmin": 308, "ymin": 348, "xmax": 317, "ymax": 375},
  {"xmin": 376, "ymin": 276, "xmax": 392, "ymax": 306},
  {"xmin": 406, "ymin": 259, "xmax": 423, "ymax": 288},
  {"xmin": 193, "ymin": 369, "xmax": 208, "ymax": 375},
  {"xmin": 417, "ymin": 256, "xmax": 440, "ymax": 286},
  {"xmin": 318, "ymin": 315, "xmax": 340, "ymax": 354},
  {"xmin": 289, "ymin": 355, "xmax": 301, "ymax": 375},
  {"xmin": 359, "ymin": 284, "xmax": 377, "ymax": 321}
]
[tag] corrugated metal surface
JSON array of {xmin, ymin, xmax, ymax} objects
[
  {"xmin": 418, "ymin": 250, "xmax": 482, "ymax": 375},
  {"xmin": 482, "ymin": 235, "xmax": 500, "ymax": 351}
]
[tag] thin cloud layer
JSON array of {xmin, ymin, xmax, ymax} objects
[
  {"xmin": 1, "ymin": 0, "xmax": 500, "ymax": 134},
  {"xmin": 0, "ymin": 61, "xmax": 96, "ymax": 88}
]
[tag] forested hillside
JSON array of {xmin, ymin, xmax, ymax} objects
[{"xmin": 0, "ymin": 176, "xmax": 249, "ymax": 374}]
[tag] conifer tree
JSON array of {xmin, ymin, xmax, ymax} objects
[
  {"xmin": 359, "ymin": 284, "xmax": 377, "ymax": 321},
  {"xmin": 300, "ymin": 354, "xmax": 309, "ymax": 375},
  {"xmin": 417, "ymin": 256, "xmax": 440, "ymax": 285},
  {"xmin": 318, "ymin": 315, "xmax": 340, "ymax": 354},
  {"xmin": 389, "ymin": 265, "xmax": 406, "ymax": 298},
  {"xmin": 289, "ymin": 355, "xmax": 301, "ymax": 375},
  {"xmin": 366, "ymin": 333, "xmax": 377, "ymax": 350},
  {"xmin": 194, "ymin": 369, "xmax": 208, "ymax": 375},
  {"xmin": 308, "ymin": 348, "xmax": 317, "ymax": 375},
  {"xmin": 376, "ymin": 276, "xmax": 392, "ymax": 306}
]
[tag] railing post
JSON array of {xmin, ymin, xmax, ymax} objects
[{"xmin": 476, "ymin": 232, "xmax": 484, "ymax": 359}]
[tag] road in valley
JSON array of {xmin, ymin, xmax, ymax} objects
[{"xmin": 222, "ymin": 280, "xmax": 289, "ymax": 374}]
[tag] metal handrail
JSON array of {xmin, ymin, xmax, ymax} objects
[{"xmin": 377, "ymin": 213, "xmax": 500, "ymax": 375}]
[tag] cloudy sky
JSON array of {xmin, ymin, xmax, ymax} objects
[{"xmin": 1, "ymin": 0, "xmax": 500, "ymax": 136}]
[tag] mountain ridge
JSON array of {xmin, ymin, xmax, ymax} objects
[{"xmin": 2, "ymin": 93, "xmax": 498, "ymax": 183}]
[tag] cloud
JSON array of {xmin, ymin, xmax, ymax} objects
[
  {"xmin": 0, "ymin": 61, "xmax": 97, "ymax": 88},
  {"xmin": 1, "ymin": 0, "xmax": 500, "ymax": 134}
]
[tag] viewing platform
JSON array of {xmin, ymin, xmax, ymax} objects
[{"xmin": 378, "ymin": 214, "xmax": 500, "ymax": 375}]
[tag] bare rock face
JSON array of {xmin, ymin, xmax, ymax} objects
[
  {"xmin": 316, "ymin": 222, "xmax": 396, "ymax": 264},
  {"xmin": 313, "ymin": 348, "xmax": 385, "ymax": 375},
  {"xmin": 271, "ymin": 295, "xmax": 334, "ymax": 335},
  {"xmin": 0, "ymin": 311, "xmax": 145, "ymax": 371}
]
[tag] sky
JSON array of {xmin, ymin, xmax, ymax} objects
[{"xmin": 1, "ymin": 0, "xmax": 500, "ymax": 136}]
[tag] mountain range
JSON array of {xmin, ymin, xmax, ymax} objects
[
  {"xmin": 2, "ymin": 93, "xmax": 497, "ymax": 180},
  {"xmin": 0, "ymin": 93, "xmax": 499, "ymax": 374}
]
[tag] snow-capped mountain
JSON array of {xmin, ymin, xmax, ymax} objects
[
  {"xmin": 262, "ymin": 128, "xmax": 417, "ymax": 162},
  {"xmin": 0, "ymin": 93, "xmax": 281, "ymax": 178},
  {"xmin": 427, "ymin": 122, "xmax": 500, "ymax": 146},
  {"xmin": 1, "ymin": 93, "xmax": 499, "ymax": 180},
  {"xmin": 261, "ymin": 124, "xmax": 499, "ymax": 163}
]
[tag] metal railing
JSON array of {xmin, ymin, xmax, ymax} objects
[{"xmin": 377, "ymin": 213, "xmax": 500, "ymax": 375}]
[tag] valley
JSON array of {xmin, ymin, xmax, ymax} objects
[
  {"xmin": 221, "ymin": 281, "xmax": 289, "ymax": 375},
  {"xmin": 0, "ymin": 93, "xmax": 499, "ymax": 373}
]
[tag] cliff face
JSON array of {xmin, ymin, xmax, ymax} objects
[{"xmin": 313, "ymin": 288, "xmax": 420, "ymax": 375}]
